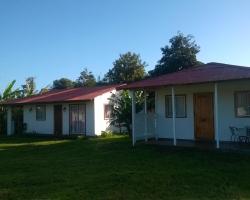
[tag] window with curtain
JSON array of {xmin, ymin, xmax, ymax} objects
[
  {"xmin": 36, "ymin": 105, "xmax": 46, "ymax": 121},
  {"xmin": 235, "ymin": 91, "xmax": 250, "ymax": 117},
  {"xmin": 165, "ymin": 95, "xmax": 186, "ymax": 118},
  {"xmin": 104, "ymin": 104, "xmax": 113, "ymax": 119}
]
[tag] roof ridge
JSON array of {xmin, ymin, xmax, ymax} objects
[
  {"xmin": 125, "ymin": 62, "xmax": 250, "ymax": 85},
  {"xmin": 206, "ymin": 62, "xmax": 250, "ymax": 69}
]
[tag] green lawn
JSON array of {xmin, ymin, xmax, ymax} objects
[{"xmin": 0, "ymin": 135, "xmax": 250, "ymax": 200}]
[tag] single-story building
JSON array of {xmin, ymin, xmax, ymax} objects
[
  {"xmin": 118, "ymin": 62, "xmax": 250, "ymax": 148},
  {"xmin": 3, "ymin": 85, "xmax": 120, "ymax": 136}
]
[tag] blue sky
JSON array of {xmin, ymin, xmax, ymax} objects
[{"xmin": 0, "ymin": 0, "xmax": 250, "ymax": 91}]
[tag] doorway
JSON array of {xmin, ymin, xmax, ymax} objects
[
  {"xmin": 69, "ymin": 104, "xmax": 86, "ymax": 135},
  {"xmin": 54, "ymin": 105, "xmax": 62, "ymax": 136},
  {"xmin": 194, "ymin": 93, "xmax": 214, "ymax": 141}
]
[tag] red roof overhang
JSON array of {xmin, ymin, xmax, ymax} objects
[
  {"xmin": 2, "ymin": 85, "xmax": 122, "ymax": 106},
  {"xmin": 117, "ymin": 63, "xmax": 250, "ymax": 90}
]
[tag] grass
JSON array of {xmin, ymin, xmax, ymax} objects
[{"xmin": 0, "ymin": 135, "xmax": 250, "ymax": 200}]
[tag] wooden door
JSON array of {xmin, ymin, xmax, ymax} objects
[
  {"xmin": 194, "ymin": 93, "xmax": 214, "ymax": 141},
  {"xmin": 54, "ymin": 105, "xmax": 62, "ymax": 136}
]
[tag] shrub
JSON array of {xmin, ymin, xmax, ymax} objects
[{"xmin": 101, "ymin": 131, "xmax": 114, "ymax": 137}]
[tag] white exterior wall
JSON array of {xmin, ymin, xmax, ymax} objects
[
  {"xmin": 85, "ymin": 101, "xmax": 95, "ymax": 136},
  {"xmin": 154, "ymin": 84, "xmax": 214, "ymax": 140},
  {"xmin": 217, "ymin": 81, "xmax": 250, "ymax": 141},
  {"xmin": 23, "ymin": 104, "xmax": 54, "ymax": 134},
  {"xmin": 134, "ymin": 80, "xmax": 250, "ymax": 142},
  {"xmin": 23, "ymin": 102, "xmax": 95, "ymax": 136},
  {"xmin": 93, "ymin": 90, "xmax": 115, "ymax": 136},
  {"xmin": 22, "ymin": 90, "xmax": 116, "ymax": 136}
]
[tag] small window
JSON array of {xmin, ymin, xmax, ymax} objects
[
  {"xmin": 36, "ymin": 105, "xmax": 46, "ymax": 121},
  {"xmin": 165, "ymin": 95, "xmax": 186, "ymax": 118},
  {"xmin": 235, "ymin": 91, "xmax": 250, "ymax": 117},
  {"xmin": 104, "ymin": 104, "xmax": 113, "ymax": 119}
]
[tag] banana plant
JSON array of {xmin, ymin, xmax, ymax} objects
[
  {"xmin": 0, "ymin": 80, "xmax": 19, "ymax": 102},
  {"xmin": 0, "ymin": 80, "xmax": 23, "ymax": 135}
]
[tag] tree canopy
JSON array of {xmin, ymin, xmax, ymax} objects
[
  {"xmin": 20, "ymin": 77, "xmax": 37, "ymax": 97},
  {"xmin": 53, "ymin": 78, "xmax": 74, "ymax": 89},
  {"xmin": 75, "ymin": 68, "xmax": 96, "ymax": 87},
  {"xmin": 104, "ymin": 52, "xmax": 146, "ymax": 84},
  {"xmin": 39, "ymin": 85, "xmax": 50, "ymax": 94},
  {"xmin": 149, "ymin": 32, "xmax": 202, "ymax": 76}
]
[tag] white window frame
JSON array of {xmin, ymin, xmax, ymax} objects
[
  {"xmin": 165, "ymin": 95, "xmax": 187, "ymax": 118},
  {"xmin": 36, "ymin": 105, "xmax": 46, "ymax": 121},
  {"xmin": 235, "ymin": 91, "xmax": 250, "ymax": 117},
  {"xmin": 104, "ymin": 104, "xmax": 113, "ymax": 120}
]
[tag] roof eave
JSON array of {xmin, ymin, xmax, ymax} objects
[
  {"xmin": 118, "ymin": 78, "xmax": 250, "ymax": 91},
  {"xmin": 1, "ymin": 99, "xmax": 94, "ymax": 106}
]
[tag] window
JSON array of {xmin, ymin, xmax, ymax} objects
[
  {"xmin": 36, "ymin": 105, "xmax": 46, "ymax": 121},
  {"xmin": 165, "ymin": 95, "xmax": 186, "ymax": 118},
  {"xmin": 104, "ymin": 104, "xmax": 113, "ymax": 119},
  {"xmin": 235, "ymin": 91, "xmax": 250, "ymax": 117}
]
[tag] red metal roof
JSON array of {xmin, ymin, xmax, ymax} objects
[
  {"xmin": 118, "ymin": 62, "xmax": 250, "ymax": 90},
  {"xmin": 3, "ymin": 85, "xmax": 119, "ymax": 105}
]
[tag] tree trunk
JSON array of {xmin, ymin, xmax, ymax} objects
[{"xmin": 126, "ymin": 124, "xmax": 131, "ymax": 137}]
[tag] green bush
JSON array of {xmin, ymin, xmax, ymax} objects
[{"xmin": 101, "ymin": 131, "xmax": 114, "ymax": 137}]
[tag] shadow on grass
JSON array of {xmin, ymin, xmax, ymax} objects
[{"xmin": 0, "ymin": 134, "xmax": 129, "ymax": 151}]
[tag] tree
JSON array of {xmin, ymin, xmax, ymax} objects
[
  {"xmin": 109, "ymin": 90, "xmax": 144, "ymax": 135},
  {"xmin": 53, "ymin": 78, "xmax": 74, "ymax": 89},
  {"xmin": 21, "ymin": 77, "xmax": 37, "ymax": 97},
  {"xmin": 39, "ymin": 85, "xmax": 50, "ymax": 94},
  {"xmin": 75, "ymin": 68, "xmax": 96, "ymax": 87},
  {"xmin": 104, "ymin": 52, "xmax": 146, "ymax": 84},
  {"xmin": 109, "ymin": 91, "xmax": 132, "ymax": 134},
  {"xmin": 0, "ymin": 80, "xmax": 19, "ymax": 135},
  {"xmin": 0, "ymin": 80, "xmax": 18, "ymax": 101},
  {"xmin": 104, "ymin": 52, "xmax": 146, "ymax": 135},
  {"xmin": 149, "ymin": 32, "xmax": 202, "ymax": 76}
]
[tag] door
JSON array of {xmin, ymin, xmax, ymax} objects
[
  {"xmin": 54, "ymin": 105, "xmax": 62, "ymax": 136},
  {"xmin": 69, "ymin": 104, "xmax": 86, "ymax": 134},
  {"xmin": 194, "ymin": 93, "xmax": 214, "ymax": 141},
  {"xmin": 12, "ymin": 106, "xmax": 23, "ymax": 135}
]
